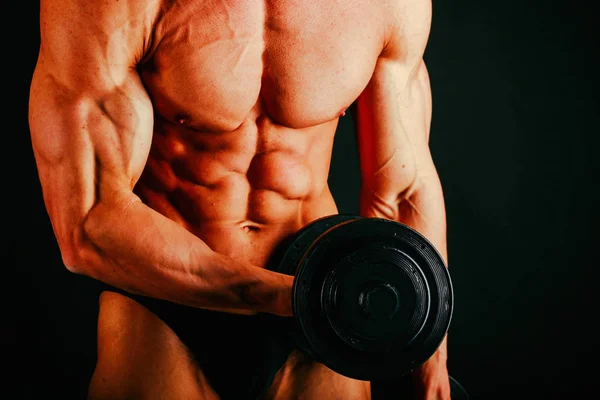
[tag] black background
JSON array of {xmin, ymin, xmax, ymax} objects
[{"xmin": 9, "ymin": 1, "xmax": 597, "ymax": 399}]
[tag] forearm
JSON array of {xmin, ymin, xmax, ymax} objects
[{"xmin": 76, "ymin": 191, "xmax": 293, "ymax": 316}]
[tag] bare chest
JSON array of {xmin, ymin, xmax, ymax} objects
[{"xmin": 140, "ymin": 0, "xmax": 386, "ymax": 131}]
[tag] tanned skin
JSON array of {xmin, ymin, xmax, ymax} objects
[{"xmin": 29, "ymin": 0, "xmax": 450, "ymax": 398}]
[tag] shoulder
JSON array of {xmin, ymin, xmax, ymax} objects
[
  {"xmin": 379, "ymin": 0, "xmax": 432, "ymax": 62},
  {"xmin": 39, "ymin": 0, "xmax": 163, "ymax": 29},
  {"xmin": 38, "ymin": 0, "xmax": 163, "ymax": 69}
]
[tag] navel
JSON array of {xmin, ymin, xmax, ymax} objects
[{"xmin": 242, "ymin": 224, "xmax": 261, "ymax": 233}]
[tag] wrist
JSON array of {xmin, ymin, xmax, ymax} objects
[
  {"xmin": 266, "ymin": 273, "xmax": 294, "ymax": 317},
  {"xmin": 233, "ymin": 259, "xmax": 294, "ymax": 316}
]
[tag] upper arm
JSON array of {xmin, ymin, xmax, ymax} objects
[
  {"xmin": 354, "ymin": 0, "xmax": 446, "ymax": 252},
  {"xmin": 29, "ymin": 0, "xmax": 159, "ymax": 266},
  {"xmin": 354, "ymin": 0, "xmax": 436, "ymax": 208}
]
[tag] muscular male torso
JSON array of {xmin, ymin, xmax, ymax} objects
[
  {"xmin": 30, "ymin": 0, "xmax": 440, "ymax": 398},
  {"xmin": 135, "ymin": 0, "xmax": 384, "ymax": 267}
]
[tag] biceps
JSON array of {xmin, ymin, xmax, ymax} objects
[
  {"xmin": 81, "ymin": 78, "xmax": 154, "ymax": 192},
  {"xmin": 354, "ymin": 59, "xmax": 433, "ymax": 198},
  {"xmin": 29, "ymin": 70, "xmax": 153, "ymax": 254}
]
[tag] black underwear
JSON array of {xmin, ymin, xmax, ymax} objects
[{"xmin": 97, "ymin": 284, "xmax": 296, "ymax": 400}]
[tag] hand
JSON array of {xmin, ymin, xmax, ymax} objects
[{"xmin": 409, "ymin": 350, "xmax": 451, "ymax": 400}]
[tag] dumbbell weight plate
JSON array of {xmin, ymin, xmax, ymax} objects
[{"xmin": 292, "ymin": 217, "xmax": 453, "ymax": 381}]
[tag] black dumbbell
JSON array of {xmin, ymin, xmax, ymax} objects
[{"xmin": 270, "ymin": 214, "xmax": 453, "ymax": 381}]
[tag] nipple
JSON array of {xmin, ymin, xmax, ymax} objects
[
  {"xmin": 340, "ymin": 108, "xmax": 347, "ymax": 117},
  {"xmin": 174, "ymin": 113, "xmax": 190, "ymax": 125}
]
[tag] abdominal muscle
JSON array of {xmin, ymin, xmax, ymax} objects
[{"xmin": 134, "ymin": 108, "xmax": 341, "ymax": 270}]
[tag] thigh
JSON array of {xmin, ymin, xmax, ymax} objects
[
  {"xmin": 87, "ymin": 291, "xmax": 220, "ymax": 400},
  {"xmin": 264, "ymin": 348, "xmax": 371, "ymax": 400}
]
